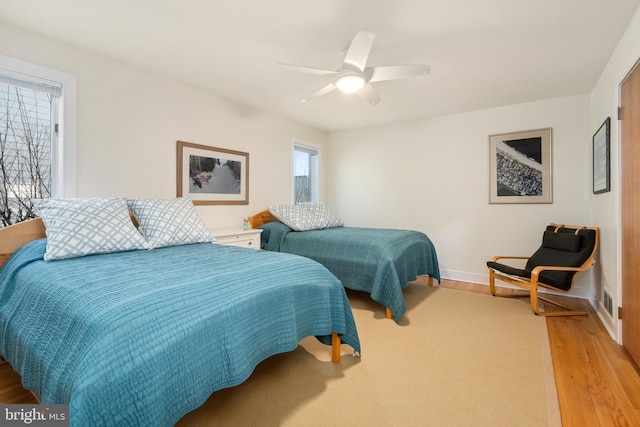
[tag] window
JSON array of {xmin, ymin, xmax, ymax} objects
[
  {"xmin": 292, "ymin": 140, "xmax": 319, "ymax": 204},
  {"xmin": 0, "ymin": 55, "xmax": 76, "ymax": 227}
]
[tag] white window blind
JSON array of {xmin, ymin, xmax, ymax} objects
[{"xmin": 0, "ymin": 68, "xmax": 62, "ymax": 227}]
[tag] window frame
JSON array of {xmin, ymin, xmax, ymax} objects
[
  {"xmin": 0, "ymin": 54, "xmax": 77, "ymax": 199},
  {"xmin": 291, "ymin": 138, "xmax": 320, "ymax": 204}
]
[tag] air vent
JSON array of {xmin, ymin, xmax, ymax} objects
[{"xmin": 603, "ymin": 290, "xmax": 613, "ymax": 316}]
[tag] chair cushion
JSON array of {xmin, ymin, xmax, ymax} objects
[
  {"xmin": 486, "ymin": 261, "xmax": 531, "ymax": 279},
  {"xmin": 542, "ymin": 230, "xmax": 581, "ymax": 252},
  {"xmin": 524, "ymin": 226, "xmax": 597, "ymax": 290}
]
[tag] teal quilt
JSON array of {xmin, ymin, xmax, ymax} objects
[
  {"xmin": 259, "ymin": 222, "xmax": 441, "ymax": 320},
  {"xmin": 0, "ymin": 239, "xmax": 360, "ymax": 426}
]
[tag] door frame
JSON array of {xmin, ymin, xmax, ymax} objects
[{"xmin": 617, "ymin": 58, "xmax": 640, "ymax": 345}]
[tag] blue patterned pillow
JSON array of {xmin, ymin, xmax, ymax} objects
[
  {"xmin": 33, "ymin": 198, "xmax": 148, "ymax": 261},
  {"xmin": 269, "ymin": 202, "xmax": 343, "ymax": 231},
  {"xmin": 299, "ymin": 202, "xmax": 344, "ymax": 228},
  {"xmin": 269, "ymin": 204, "xmax": 323, "ymax": 231},
  {"xmin": 128, "ymin": 198, "xmax": 215, "ymax": 249}
]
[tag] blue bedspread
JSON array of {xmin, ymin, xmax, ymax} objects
[
  {"xmin": 0, "ymin": 239, "xmax": 360, "ymax": 426},
  {"xmin": 259, "ymin": 222, "xmax": 441, "ymax": 321}
]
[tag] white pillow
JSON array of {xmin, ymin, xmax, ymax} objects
[
  {"xmin": 128, "ymin": 197, "xmax": 215, "ymax": 249},
  {"xmin": 33, "ymin": 197, "xmax": 148, "ymax": 261},
  {"xmin": 269, "ymin": 202, "xmax": 343, "ymax": 231},
  {"xmin": 299, "ymin": 202, "xmax": 344, "ymax": 228}
]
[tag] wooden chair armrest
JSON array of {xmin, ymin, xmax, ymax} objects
[{"xmin": 491, "ymin": 255, "xmax": 530, "ymax": 262}]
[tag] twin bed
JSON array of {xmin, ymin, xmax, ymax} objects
[
  {"xmin": 0, "ymin": 199, "xmax": 361, "ymax": 426},
  {"xmin": 249, "ymin": 207, "xmax": 441, "ymax": 321}
]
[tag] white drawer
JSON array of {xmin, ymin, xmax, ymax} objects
[{"xmin": 210, "ymin": 228, "xmax": 262, "ymax": 250}]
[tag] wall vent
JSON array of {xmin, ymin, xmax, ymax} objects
[{"xmin": 603, "ymin": 290, "xmax": 614, "ymax": 316}]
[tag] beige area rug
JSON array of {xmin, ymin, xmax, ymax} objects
[{"xmin": 177, "ymin": 285, "xmax": 561, "ymax": 427}]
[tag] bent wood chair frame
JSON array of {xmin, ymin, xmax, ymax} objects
[{"xmin": 488, "ymin": 223, "xmax": 599, "ymax": 317}]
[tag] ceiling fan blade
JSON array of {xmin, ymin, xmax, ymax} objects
[
  {"xmin": 278, "ymin": 63, "xmax": 338, "ymax": 76},
  {"xmin": 301, "ymin": 83, "xmax": 337, "ymax": 103},
  {"xmin": 343, "ymin": 31, "xmax": 375, "ymax": 72},
  {"xmin": 366, "ymin": 65, "xmax": 430, "ymax": 82},
  {"xmin": 355, "ymin": 83, "xmax": 380, "ymax": 106}
]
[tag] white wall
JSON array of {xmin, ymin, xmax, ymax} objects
[
  {"xmin": 0, "ymin": 21, "xmax": 327, "ymax": 229},
  {"xmin": 590, "ymin": 7, "xmax": 640, "ymax": 340},
  {"xmin": 327, "ymin": 94, "xmax": 593, "ymax": 297}
]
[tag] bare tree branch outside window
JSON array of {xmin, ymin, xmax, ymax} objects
[
  {"xmin": 293, "ymin": 150, "xmax": 311, "ymax": 203},
  {"xmin": 0, "ymin": 83, "xmax": 52, "ymax": 228}
]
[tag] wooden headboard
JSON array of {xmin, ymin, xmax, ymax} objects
[
  {"xmin": 0, "ymin": 218, "xmax": 46, "ymax": 268},
  {"xmin": 247, "ymin": 209, "xmax": 278, "ymax": 229}
]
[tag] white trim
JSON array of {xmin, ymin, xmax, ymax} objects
[
  {"xmin": 441, "ymin": 268, "xmax": 595, "ymax": 301},
  {"xmin": 0, "ymin": 55, "xmax": 77, "ymax": 198},
  {"xmin": 439, "ymin": 268, "xmax": 487, "ymax": 285},
  {"xmin": 615, "ymin": 95, "xmax": 623, "ymax": 343},
  {"xmin": 613, "ymin": 59, "xmax": 640, "ymax": 345}
]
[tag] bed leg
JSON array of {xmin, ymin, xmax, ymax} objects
[
  {"xmin": 331, "ymin": 332, "xmax": 341, "ymax": 363},
  {"xmin": 428, "ymin": 275, "xmax": 434, "ymax": 287},
  {"xmin": 385, "ymin": 307, "xmax": 393, "ymax": 319}
]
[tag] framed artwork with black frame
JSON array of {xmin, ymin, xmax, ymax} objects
[
  {"xmin": 592, "ymin": 117, "xmax": 611, "ymax": 194},
  {"xmin": 489, "ymin": 128, "xmax": 553, "ymax": 204}
]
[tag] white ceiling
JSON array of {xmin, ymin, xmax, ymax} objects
[{"xmin": 1, "ymin": 0, "xmax": 638, "ymax": 132}]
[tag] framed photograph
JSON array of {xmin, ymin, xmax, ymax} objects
[
  {"xmin": 177, "ymin": 141, "xmax": 249, "ymax": 205},
  {"xmin": 592, "ymin": 117, "xmax": 610, "ymax": 194},
  {"xmin": 489, "ymin": 128, "xmax": 552, "ymax": 204}
]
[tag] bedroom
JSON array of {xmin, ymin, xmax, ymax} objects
[{"xmin": 1, "ymin": 0, "xmax": 640, "ymax": 425}]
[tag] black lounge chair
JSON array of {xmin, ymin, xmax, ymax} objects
[{"xmin": 487, "ymin": 223, "xmax": 599, "ymax": 316}]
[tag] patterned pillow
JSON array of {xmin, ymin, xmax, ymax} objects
[
  {"xmin": 299, "ymin": 202, "xmax": 344, "ymax": 228},
  {"xmin": 269, "ymin": 202, "xmax": 343, "ymax": 231},
  {"xmin": 128, "ymin": 198, "xmax": 215, "ymax": 249},
  {"xmin": 33, "ymin": 197, "xmax": 148, "ymax": 261}
]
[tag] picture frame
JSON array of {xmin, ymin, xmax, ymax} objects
[
  {"xmin": 489, "ymin": 128, "xmax": 552, "ymax": 204},
  {"xmin": 177, "ymin": 140, "xmax": 249, "ymax": 205},
  {"xmin": 592, "ymin": 117, "xmax": 611, "ymax": 194}
]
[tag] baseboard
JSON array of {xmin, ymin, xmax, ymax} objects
[
  {"xmin": 596, "ymin": 302, "xmax": 618, "ymax": 341},
  {"xmin": 440, "ymin": 268, "xmax": 594, "ymax": 301},
  {"xmin": 439, "ymin": 269, "xmax": 487, "ymax": 285}
]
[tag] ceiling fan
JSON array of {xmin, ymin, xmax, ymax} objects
[{"xmin": 279, "ymin": 31, "xmax": 430, "ymax": 105}]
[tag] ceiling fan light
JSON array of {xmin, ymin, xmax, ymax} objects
[{"xmin": 335, "ymin": 74, "xmax": 365, "ymax": 93}]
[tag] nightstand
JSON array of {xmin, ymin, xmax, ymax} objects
[{"xmin": 210, "ymin": 228, "xmax": 263, "ymax": 250}]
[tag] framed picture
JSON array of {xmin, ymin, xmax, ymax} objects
[
  {"xmin": 177, "ymin": 141, "xmax": 249, "ymax": 205},
  {"xmin": 489, "ymin": 128, "xmax": 552, "ymax": 204},
  {"xmin": 592, "ymin": 117, "xmax": 611, "ymax": 194}
]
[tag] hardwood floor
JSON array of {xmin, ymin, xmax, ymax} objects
[
  {"xmin": 1, "ymin": 279, "xmax": 639, "ymax": 426},
  {"xmin": 0, "ymin": 360, "xmax": 37, "ymax": 404}
]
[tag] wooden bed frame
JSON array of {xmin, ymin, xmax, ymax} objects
[
  {"xmin": 0, "ymin": 217, "xmax": 343, "ymax": 363},
  {"xmin": 0, "ymin": 218, "xmax": 46, "ymax": 268},
  {"xmin": 248, "ymin": 209, "xmax": 435, "ymax": 320}
]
